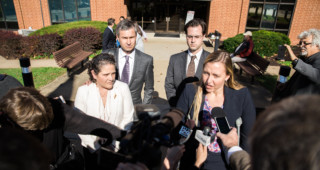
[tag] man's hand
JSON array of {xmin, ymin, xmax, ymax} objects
[
  {"xmin": 195, "ymin": 143, "xmax": 207, "ymax": 168},
  {"xmin": 216, "ymin": 127, "xmax": 238, "ymax": 149},
  {"xmin": 284, "ymin": 44, "xmax": 298, "ymax": 61}
]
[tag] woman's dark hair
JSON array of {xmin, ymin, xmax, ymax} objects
[{"xmin": 88, "ymin": 53, "xmax": 116, "ymax": 83}]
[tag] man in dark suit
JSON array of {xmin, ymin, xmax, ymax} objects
[
  {"xmin": 103, "ymin": 19, "xmax": 154, "ymax": 105},
  {"xmin": 165, "ymin": 18, "xmax": 210, "ymax": 107},
  {"xmin": 102, "ymin": 18, "xmax": 116, "ymax": 50}
]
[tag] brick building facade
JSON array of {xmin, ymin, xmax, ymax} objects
[{"xmin": 2, "ymin": 0, "xmax": 320, "ymax": 44}]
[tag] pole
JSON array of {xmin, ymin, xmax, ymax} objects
[{"xmin": 19, "ymin": 58, "xmax": 34, "ymax": 87}]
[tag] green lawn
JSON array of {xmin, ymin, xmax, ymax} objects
[{"xmin": 0, "ymin": 67, "xmax": 66, "ymax": 89}]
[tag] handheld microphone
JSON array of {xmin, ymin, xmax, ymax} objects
[
  {"xmin": 211, "ymin": 107, "xmax": 231, "ymax": 134},
  {"xmin": 235, "ymin": 117, "xmax": 242, "ymax": 146},
  {"xmin": 195, "ymin": 126, "xmax": 215, "ymax": 146}
]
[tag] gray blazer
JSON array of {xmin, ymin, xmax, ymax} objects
[
  {"xmin": 102, "ymin": 48, "xmax": 154, "ymax": 104},
  {"xmin": 165, "ymin": 50, "xmax": 210, "ymax": 106}
]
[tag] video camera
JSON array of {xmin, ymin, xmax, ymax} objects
[{"xmin": 96, "ymin": 104, "xmax": 185, "ymax": 169}]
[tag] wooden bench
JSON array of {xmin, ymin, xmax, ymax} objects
[
  {"xmin": 53, "ymin": 41, "xmax": 92, "ymax": 76},
  {"xmin": 236, "ymin": 52, "xmax": 270, "ymax": 83}
]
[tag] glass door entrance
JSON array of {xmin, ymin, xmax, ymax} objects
[
  {"xmin": 128, "ymin": 0, "xmax": 209, "ymax": 34},
  {"xmin": 154, "ymin": 2, "xmax": 183, "ymax": 34}
]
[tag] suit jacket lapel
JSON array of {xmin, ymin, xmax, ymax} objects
[
  {"xmin": 181, "ymin": 51, "xmax": 188, "ymax": 79},
  {"xmin": 114, "ymin": 48, "xmax": 120, "ymax": 80},
  {"xmin": 129, "ymin": 50, "xmax": 139, "ymax": 86},
  {"xmin": 115, "ymin": 48, "xmax": 119, "ymax": 67}
]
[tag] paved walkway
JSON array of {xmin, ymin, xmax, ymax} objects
[{"xmin": 1, "ymin": 33, "xmax": 278, "ymax": 114}]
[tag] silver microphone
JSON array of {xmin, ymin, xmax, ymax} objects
[{"xmin": 235, "ymin": 117, "xmax": 242, "ymax": 146}]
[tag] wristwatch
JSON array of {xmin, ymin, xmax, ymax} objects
[{"xmin": 292, "ymin": 58, "xmax": 299, "ymax": 67}]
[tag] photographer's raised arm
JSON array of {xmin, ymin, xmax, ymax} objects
[{"xmin": 284, "ymin": 44, "xmax": 298, "ymax": 61}]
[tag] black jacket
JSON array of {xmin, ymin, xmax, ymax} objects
[{"xmin": 102, "ymin": 27, "xmax": 116, "ymax": 50}]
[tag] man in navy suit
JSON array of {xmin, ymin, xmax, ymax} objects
[
  {"xmin": 165, "ymin": 18, "xmax": 210, "ymax": 107},
  {"xmin": 102, "ymin": 18, "xmax": 116, "ymax": 50},
  {"xmin": 103, "ymin": 19, "xmax": 154, "ymax": 105}
]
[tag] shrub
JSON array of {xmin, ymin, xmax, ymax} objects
[
  {"xmin": 30, "ymin": 21, "xmax": 109, "ymax": 36},
  {"xmin": 0, "ymin": 30, "xmax": 23, "ymax": 59},
  {"xmin": 222, "ymin": 30, "xmax": 291, "ymax": 57},
  {"xmin": 21, "ymin": 33, "xmax": 62, "ymax": 58},
  {"xmin": 63, "ymin": 27, "xmax": 102, "ymax": 51}
]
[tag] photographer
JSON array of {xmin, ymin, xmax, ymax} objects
[
  {"xmin": 273, "ymin": 29, "xmax": 320, "ymax": 102},
  {"xmin": 0, "ymin": 87, "xmax": 125, "ymax": 170}
]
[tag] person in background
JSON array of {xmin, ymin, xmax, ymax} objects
[
  {"xmin": 134, "ymin": 21, "xmax": 145, "ymax": 52},
  {"xmin": 230, "ymin": 31, "xmax": 254, "ymax": 63},
  {"xmin": 102, "ymin": 18, "xmax": 116, "ymax": 50},
  {"xmin": 176, "ymin": 51, "xmax": 256, "ymax": 170},
  {"xmin": 119, "ymin": 16, "xmax": 125, "ymax": 22},
  {"xmin": 272, "ymin": 28, "xmax": 320, "ymax": 102},
  {"xmin": 103, "ymin": 19, "xmax": 154, "ymax": 105},
  {"xmin": 165, "ymin": 18, "xmax": 210, "ymax": 107},
  {"xmin": 116, "ymin": 16, "xmax": 126, "ymax": 48}
]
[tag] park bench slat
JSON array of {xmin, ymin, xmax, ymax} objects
[
  {"xmin": 53, "ymin": 41, "xmax": 92, "ymax": 76},
  {"xmin": 236, "ymin": 52, "xmax": 270, "ymax": 83}
]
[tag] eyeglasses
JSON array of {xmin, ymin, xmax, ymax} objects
[
  {"xmin": 298, "ymin": 41, "xmax": 312, "ymax": 46},
  {"xmin": 187, "ymin": 35, "xmax": 203, "ymax": 40}
]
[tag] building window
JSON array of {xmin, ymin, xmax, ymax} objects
[
  {"xmin": 48, "ymin": 0, "xmax": 91, "ymax": 24},
  {"xmin": 0, "ymin": 0, "xmax": 18, "ymax": 30},
  {"xmin": 246, "ymin": 0, "xmax": 296, "ymax": 35}
]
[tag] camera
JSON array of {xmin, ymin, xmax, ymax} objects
[{"xmin": 96, "ymin": 104, "xmax": 178, "ymax": 169}]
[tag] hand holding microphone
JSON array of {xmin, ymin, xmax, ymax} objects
[
  {"xmin": 235, "ymin": 117, "xmax": 242, "ymax": 146},
  {"xmin": 195, "ymin": 126, "xmax": 215, "ymax": 146},
  {"xmin": 216, "ymin": 128, "xmax": 238, "ymax": 149}
]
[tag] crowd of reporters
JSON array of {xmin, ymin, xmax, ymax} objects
[{"xmin": 0, "ymin": 18, "xmax": 320, "ymax": 170}]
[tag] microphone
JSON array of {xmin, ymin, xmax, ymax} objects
[
  {"xmin": 195, "ymin": 126, "xmax": 215, "ymax": 146},
  {"xmin": 236, "ymin": 117, "xmax": 242, "ymax": 146},
  {"xmin": 211, "ymin": 107, "xmax": 231, "ymax": 134}
]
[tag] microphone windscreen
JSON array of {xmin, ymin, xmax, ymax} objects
[
  {"xmin": 211, "ymin": 107, "xmax": 226, "ymax": 118},
  {"xmin": 203, "ymin": 126, "xmax": 211, "ymax": 135},
  {"xmin": 236, "ymin": 117, "xmax": 243, "ymax": 126}
]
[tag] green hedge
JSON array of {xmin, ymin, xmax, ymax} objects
[
  {"xmin": 30, "ymin": 21, "xmax": 109, "ymax": 36},
  {"xmin": 222, "ymin": 30, "xmax": 291, "ymax": 57}
]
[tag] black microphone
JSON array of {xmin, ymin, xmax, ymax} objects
[{"xmin": 211, "ymin": 107, "xmax": 231, "ymax": 134}]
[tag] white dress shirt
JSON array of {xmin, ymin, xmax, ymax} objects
[
  {"xmin": 74, "ymin": 81, "xmax": 135, "ymax": 151},
  {"xmin": 108, "ymin": 26, "xmax": 113, "ymax": 33},
  {"xmin": 118, "ymin": 48, "xmax": 135, "ymax": 83},
  {"xmin": 186, "ymin": 49, "xmax": 203, "ymax": 74}
]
